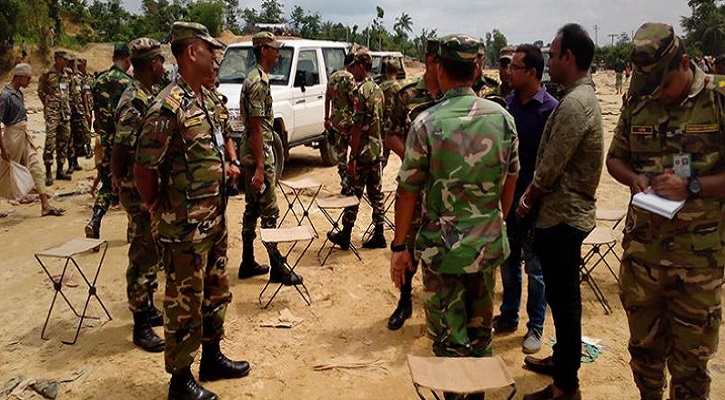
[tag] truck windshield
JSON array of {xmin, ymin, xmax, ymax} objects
[{"xmin": 218, "ymin": 46, "xmax": 293, "ymax": 85}]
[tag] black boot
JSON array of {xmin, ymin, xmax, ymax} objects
[
  {"xmin": 237, "ymin": 235, "xmax": 270, "ymax": 279},
  {"xmin": 44, "ymin": 163, "xmax": 53, "ymax": 186},
  {"xmin": 132, "ymin": 310, "xmax": 165, "ymax": 353},
  {"xmin": 198, "ymin": 341, "xmax": 250, "ymax": 382},
  {"xmin": 148, "ymin": 292, "xmax": 163, "ymax": 327},
  {"xmin": 362, "ymin": 224, "xmax": 387, "ymax": 249},
  {"xmin": 388, "ymin": 267, "xmax": 414, "ymax": 330},
  {"xmin": 55, "ymin": 161, "xmax": 72, "ymax": 180},
  {"xmin": 85, "ymin": 205, "xmax": 105, "ymax": 239},
  {"xmin": 327, "ymin": 224, "xmax": 353, "ymax": 250},
  {"xmin": 268, "ymin": 245, "xmax": 303, "ymax": 286},
  {"xmin": 168, "ymin": 368, "xmax": 217, "ymax": 400},
  {"xmin": 70, "ymin": 156, "xmax": 82, "ymax": 171}
]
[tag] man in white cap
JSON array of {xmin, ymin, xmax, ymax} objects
[{"xmin": 0, "ymin": 63, "xmax": 64, "ymax": 216}]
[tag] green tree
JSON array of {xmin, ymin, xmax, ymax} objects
[
  {"xmin": 188, "ymin": 0, "xmax": 225, "ymax": 36},
  {"xmin": 259, "ymin": 0, "xmax": 284, "ymax": 23},
  {"xmin": 485, "ymin": 29, "xmax": 508, "ymax": 67},
  {"xmin": 681, "ymin": 0, "xmax": 725, "ymax": 56},
  {"xmin": 393, "ymin": 12, "xmax": 412, "ymax": 40},
  {"xmin": 88, "ymin": 0, "xmax": 135, "ymax": 41},
  {"xmin": 223, "ymin": 0, "xmax": 242, "ymax": 34}
]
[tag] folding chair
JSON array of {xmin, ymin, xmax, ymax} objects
[
  {"xmin": 580, "ymin": 226, "xmax": 620, "ymax": 314},
  {"xmin": 406, "ymin": 355, "xmax": 516, "ymax": 400},
  {"xmin": 277, "ymin": 178, "xmax": 323, "ymax": 236},
  {"xmin": 316, "ymin": 195, "xmax": 362, "ymax": 265},
  {"xmin": 35, "ymin": 238, "xmax": 112, "ymax": 345},
  {"xmin": 258, "ymin": 226, "xmax": 315, "ymax": 309},
  {"xmin": 362, "ymin": 183, "xmax": 397, "ymax": 243},
  {"xmin": 596, "ymin": 208, "xmax": 627, "ymax": 230}
]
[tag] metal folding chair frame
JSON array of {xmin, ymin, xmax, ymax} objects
[
  {"xmin": 277, "ymin": 180, "xmax": 323, "ymax": 237},
  {"xmin": 316, "ymin": 203, "xmax": 362, "ymax": 265},
  {"xmin": 580, "ymin": 227, "xmax": 621, "ymax": 314},
  {"xmin": 259, "ymin": 228, "xmax": 315, "ymax": 309},
  {"xmin": 35, "ymin": 239, "xmax": 112, "ymax": 345},
  {"xmin": 361, "ymin": 187, "xmax": 396, "ymax": 243}
]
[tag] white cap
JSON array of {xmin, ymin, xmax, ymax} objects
[{"xmin": 13, "ymin": 63, "xmax": 32, "ymax": 77}]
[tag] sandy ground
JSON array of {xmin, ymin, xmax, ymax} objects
[{"xmin": 1, "ymin": 59, "xmax": 724, "ymax": 400}]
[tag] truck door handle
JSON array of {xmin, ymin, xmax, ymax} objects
[
  {"xmin": 317, "ymin": 95, "xmax": 323, "ymax": 99},
  {"xmin": 295, "ymin": 99, "xmax": 305, "ymax": 104}
]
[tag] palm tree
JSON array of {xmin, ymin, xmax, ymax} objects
[{"xmin": 393, "ymin": 12, "xmax": 412, "ymax": 40}]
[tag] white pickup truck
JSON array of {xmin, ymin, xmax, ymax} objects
[{"xmin": 217, "ymin": 39, "xmax": 349, "ymax": 173}]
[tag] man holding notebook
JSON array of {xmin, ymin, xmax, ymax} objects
[{"xmin": 606, "ymin": 22, "xmax": 725, "ymax": 400}]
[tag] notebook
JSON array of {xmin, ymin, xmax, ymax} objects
[{"xmin": 632, "ymin": 190, "xmax": 685, "ymax": 220}]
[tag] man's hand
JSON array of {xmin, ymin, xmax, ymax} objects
[
  {"xmin": 651, "ymin": 173, "xmax": 688, "ymax": 201},
  {"xmin": 324, "ymin": 119, "xmax": 332, "ymax": 131},
  {"xmin": 516, "ymin": 188, "xmax": 532, "ymax": 217},
  {"xmin": 226, "ymin": 164, "xmax": 241, "ymax": 185},
  {"xmin": 390, "ymin": 250, "xmax": 413, "ymax": 289},
  {"xmin": 347, "ymin": 159, "xmax": 357, "ymax": 179},
  {"xmin": 630, "ymin": 174, "xmax": 650, "ymax": 195},
  {"xmin": 111, "ymin": 175, "xmax": 121, "ymax": 192},
  {"xmin": 251, "ymin": 165, "xmax": 264, "ymax": 192}
]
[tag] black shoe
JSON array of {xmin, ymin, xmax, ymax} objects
[
  {"xmin": 327, "ymin": 230, "xmax": 351, "ymax": 250},
  {"xmin": 362, "ymin": 225, "xmax": 386, "ymax": 249},
  {"xmin": 168, "ymin": 369, "xmax": 217, "ymax": 400},
  {"xmin": 387, "ymin": 300, "xmax": 412, "ymax": 331},
  {"xmin": 269, "ymin": 265, "xmax": 303, "ymax": 286},
  {"xmin": 198, "ymin": 342, "xmax": 251, "ymax": 382},
  {"xmin": 237, "ymin": 261, "xmax": 270, "ymax": 280},
  {"xmin": 132, "ymin": 311, "xmax": 165, "ymax": 353},
  {"xmin": 148, "ymin": 305, "xmax": 163, "ymax": 327},
  {"xmin": 85, "ymin": 206, "xmax": 104, "ymax": 239},
  {"xmin": 523, "ymin": 355, "xmax": 555, "ymax": 376},
  {"xmin": 56, "ymin": 169, "xmax": 72, "ymax": 181},
  {"xmin": 84, "ymin": 144, "xmax": 93, "ymax": 159},
  {"xmin": 492, "ymin": 315, "xmax": 518, "ymax": 334}
]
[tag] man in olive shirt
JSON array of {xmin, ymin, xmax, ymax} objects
[{"xmin": 518, "ymin": 24, "xmax": 603, "ymax": 400}]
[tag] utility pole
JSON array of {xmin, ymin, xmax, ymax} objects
[
  {"xmin": 608, "ymin": 33, "xmax": 617, "ymax": 47},
  {"xmin": 593, "ymin": 24, "xmax": 599, "ymax": 47}
]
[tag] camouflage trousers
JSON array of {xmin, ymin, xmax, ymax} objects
[
  {"xmin": 160, "ymin": 230, "xmax": 231, "ymax": 374},
  {"xmin": 69, "ymin": 115, "xmax": 89, "ymax": 159},
  {"xmin": 331, "ymin": 128, "xmax": 349, "ymax": 188},
  {"xmin": 43, "ymin": 116, "xmax": 70, "ymax": 164},
  {"xmin": 123, "ymin": 203, "xmax": 161, "ymax": 312},
  {"xmin": 421, "ymin": 264, "xmax": 495, "ymax": 358},
  {"xmin": 619, "ymin": 259, "xmax": 723, "ymax": 400},
  {"xmin": 242, "ymin": 164, "xmax": 279, "ymax": 241},
  {"xmin": 342, "ymin": 160, "xmax": 384, "ymax": 227},
  {"xmin": 93, "ymin": 164, "xmax": 117, "ymax": 210}
]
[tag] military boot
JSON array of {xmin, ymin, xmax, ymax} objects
[
  {"xmin": 85, "ymin": 205, "xmax": 105, "ymax": 239},
  {"xmin": 268, "ymin": 246, "xmax": 303, "ymax": 286},
  {"xmin": 147, "ymin": 290, "xmax": 163, "ymax": 327},
  {"xmin": 132, "ymin": 310, "xmax": 165, "ymax": 353},
  {"xmin": 44, "ymin": 163, "xmax": 53, "ymax": 186},
  {"xmin": 237, "ymin": 235, "xmax": 270, "ymax": 279},
  {"xmin": 327, "ymin": 223, "xmax": 353, "ymax": 250},
  {"xmin": 84, "ymin": 143, "xmax": 93, "ymax": 159},
  {"xmin": 362, "ymin": 223, "xmax": 387, "ymax": 249},
  {"xmin": 55, "ymin": 161, "xmax": 72, "ymax": 181},
  {"xmin": 168, "ymin": 368, "xmax": 217, "ymax": 400},
  {"xmin": 70, "ymin": 156, "xmax": 82, "ymax": 171},
  {"xmin": 198, "ymin": 341, "xmax": 250, "ymax": 382},
  {"xmin": 388, "ymin": 267, "xmax": 414, "ymax": 330}
]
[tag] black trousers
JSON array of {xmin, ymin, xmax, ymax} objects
[{"xmin": 534, "ymin": 223, "xmax": 589, "ymax": 392}]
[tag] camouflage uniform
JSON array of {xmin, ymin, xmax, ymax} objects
[
  {"xmin": 68, "ymin": 61, "xmax": 87, "ymax": 164},
  {"xmin": 341, "ymin": 73, "xmax": 385, "ymax": 228},
  {"xmin": 397, "ymin": 35, "xmax": 519, "ymax": 358},
  {"xmin": 239, "ymin": 63, "xmax": 279, "ymax": 241},
  {"xmin": 608, "ymin": 23, "xmax": 725, "ymax": 400},
  {"xmin": 327, "ymin": 68, "xmax": 356, "ymax": 187},
  {"xmin": 378, "ymin": 74, "xmax": 406, "ymax": 169},
  {"xmin": 115, "ymin": 77, "xmax": 160, "ymax": 312},
  {"xmin": 91, "ymin": 63, "xmax": 131, "ymax": 210},
  {"xmin": 38, "ymin": 59, "xmax": 72, "ymax": 166},
  {"xmin": 80, "ymin": 65, "xmax": 95, "ymax": 154},
  {"xmin": 136, "ymin": 74, "xmax": 230, "ymax": 374}
]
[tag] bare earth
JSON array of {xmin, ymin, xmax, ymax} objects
[{"xmin": 1, "ymin": 58, "xmax": 724, "ymax": 400}]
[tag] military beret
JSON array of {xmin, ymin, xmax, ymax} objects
[
  {"xmin": 425, "ymin": 37, "xmax": 440, "ymax": 56},
  {"xmin": 171, "ymin": 21, "xmax": 225, "ymax": 49},
  {"xmin": 13, "ymin": 63, "xmax": 32, "ymax": 77},
  {"xmin": 129, "ymin": 37, "xmax": 164, "ymax": 60},
  {"xmin": 252, "ymin": 31, "xmax": 283, "ymax": 49},
  {"xmin": 438, "ymin": 34, "xmax": 480, "ymax": 63},
  {"xmin": 629, "ymin": 22, "xmax": 681, "ymax": 98},
  {"xmin": 114, "ymin": 42, "xmax": 130, "ymax": 56}
]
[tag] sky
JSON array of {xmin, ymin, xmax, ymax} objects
[{"xmin": 121, "ymin": 0, "xmax": 692, "ymax": 46}]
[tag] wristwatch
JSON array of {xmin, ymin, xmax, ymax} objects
[
  {"xmin": 687, "ymin": 177, "xmax": 701, "ymax": 198},
  {"xmin": 230, "ymin": 159, "xmax": 242, "ymax": 168},
  {"xmin": 390, "ymin": 242, "xmax": 407, "ymax": 252}
]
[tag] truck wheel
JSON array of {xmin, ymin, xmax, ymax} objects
[
  {"xmin": 273, "ymin": 131, "xmax": 285, "ymax": 178},
  {"xmin": 319, "ymin": 134, "xmax": 337, "ymax": 166}
]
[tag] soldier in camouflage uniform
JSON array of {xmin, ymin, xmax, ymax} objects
[
  {"xmin": 237, "ymin": 31, "xmax": 302, "ymax": 285},
  {"xmin": 378, "ymin": 56, "xmax": 404, "ymax": 170},
  {"xmin": 391, "ymin": 35, "xmax": 518, "ymax": 400},
  {"xmin": 111, "ymin": 37, "xmax": 167, "ymax": 353},
  {"xmin": 134, "ymin": 22, "xmax": 250, "ymax": 400},
  {"xmin": 78, "ymin": 58, "xmax": 94, "ymax": 159},
  {"xmin": 38, "ymin": 49, "xmax": 73, "ymax": 185},
  {"xmin": 86, "ymin": 43, "xmax": 132, "ymax": 239},
  {"xmin": 606, "ymin": 23, "xmax": 725, "ymax": 400},
  {"xmin": 383, "ymin": 37, "xmax": 440, "ymax": 331},
  {"xmin": 67, "ymin": 57, "xmax": 86, "ymax": 173},
  {"xmin": 324, "ymin": 52, "xmax": 356, "ymax": 194},
  {"xmin": 327, "ymin": 48, "xmax": 388, "ymax": 250}
]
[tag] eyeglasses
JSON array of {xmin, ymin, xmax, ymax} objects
[{"xmin": 508, "ymin": 64, "xmax": 529, "ymax": 71}]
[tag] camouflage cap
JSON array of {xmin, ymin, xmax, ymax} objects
[
  {"xmin": 438, "ymin": 34, "xmax": 479, "ymax": 63},
  {"xmin": 171, "ymin": 21, "xmax": 225, "ymax": 49},
  {"xmin": 425, "ymin": 37, "xmax": 440, "ymax": 56},
  {"xmin": 54, "ymin": 49, "xmax": 73, "ymax": 60},
  {"xmin": 382, "ymin": 56, "xmax": 399, "ymax": 72},
  {"xmin": 351, "ymin": 47, "xmax": 372, "ymax": 66},
  {"xmin": 252, "ymin": 31, "xmax": 284, "ymax": 49},
  {"xmin": 114, "ymin": 42, "xmax": 130, "ymax": 56},
  {"xmin": 629, "ymin": 22, "xmax": 680, "ymax": 97},
  {"xmin": 499, "ymin": 46, "xmax": 515, "ymax": 62},
  {"xmin": 129, "ymin": 37, "xmax": 163, "ymax": 60}
]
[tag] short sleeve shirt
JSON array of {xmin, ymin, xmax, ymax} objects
[
  {"xmin": 239, "ymin": 64, "xmax": 274, "ymax": 167},
  {"xmin": 327, "ymin": 69, "xmax": 356, "ymax": 131}
]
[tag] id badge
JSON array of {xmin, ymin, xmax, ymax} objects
[
  {"xmin": 214, "ymin": 127, "xmax": 225, "ymax": 149},
  {"xmin": 59, "ymin": 82, "xmax": 68, "ymax": 91},
  {"xmin": 672, "ymin": 153, "xmax": 691, "ymax": 178}
]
